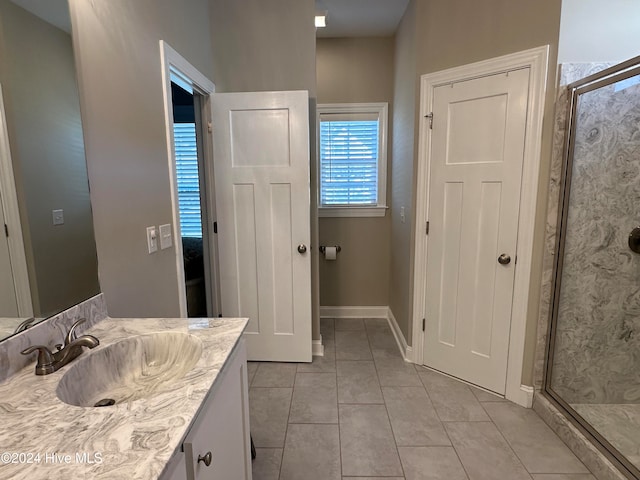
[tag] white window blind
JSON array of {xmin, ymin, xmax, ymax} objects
[
  {"xmin": 319, "ymin": 113, "xmax": 380, "ymax": 206},
  {"xmin": 174, "ymin": 123, "xmax": 202, "ymax": 238},
  {"xmin": 317, "ymin": 103, "xmax": 388, "ymax": 217}
]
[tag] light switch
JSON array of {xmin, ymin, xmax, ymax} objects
[
  {"xmin": 159, "ymin": 223, "xmax": 173, "ymax": 250},
  {"xmin": 146, "ymin": 226, "xmax": 158, "ymax": 254},
  {"xmin": 52, "ymin": 209, "xmax": 64, "ymax": 226}
]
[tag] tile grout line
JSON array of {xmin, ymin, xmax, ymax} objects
[
  {"xmin": 473, "ymin": 400, "xmax": 536, "ymax": 477},
  {"xmin": 416, "ymin": 364, "xmax": 475, "ymax": 479},
  {"xmin": 365, "ymin": 317, "xmax": 407, "ymax": 480},
  {"xmin": 480, "ymin": 408, "xmax": 546, "ymax": 477},
  {"xmin": 277, "ymin": 365, "xmax": 297, "ymax": 480},
  {"xmin": 337, "ymin": 377, "xmax": 346, "ymax": 476},
  {"xmin": 327, "ymin": 320, "xmax": 346, "ymax": 480}
]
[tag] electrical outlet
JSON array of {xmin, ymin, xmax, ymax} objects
[
  {"xmin": 400, "ymin": 206, "xmax": 406, "ymax": 224},
  {"xmin": 52, "ymin": 209, "xmax": 64, "ymax": 226},
  {"xmin": 146, "ymin": 226, "xmax": 158, "ymax": 254},
  {"xmin": 159, "ymin": 223, "xmax": 172, "ymax": 250}
]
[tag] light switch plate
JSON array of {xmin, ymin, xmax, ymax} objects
[
  {"xmin": 146, "ymin": 226, "xmax": 158, "ymax": 254},
  {"xmin": 159, "ymin": 223, "xmax": 173, "ymax": 250},
  {"xmin": 400, "ymin": 206, "xmax": 405, "ymax": 224},
  {"xmin": 52, "ymin": 209, "xmax": 64, "ymax": 226}
]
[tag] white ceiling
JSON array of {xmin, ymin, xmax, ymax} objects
[
  {"xmin": 316, "ymin": 0, "xmax": 410, "ymax": 38},
  {"xmin": 10, "ymin": 0, "xmax": 71, "ymax": 33}
]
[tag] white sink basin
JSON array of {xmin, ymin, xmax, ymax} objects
[{"xmin": 56, "ymin": 332, "xmax": 203, "ymax": 407}]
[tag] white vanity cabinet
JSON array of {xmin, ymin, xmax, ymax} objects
[
  {"xmin": 161, "ymin": 339, "xmax": 252, "ymax": 480},
  {"xmin": 163, "ymin": 452, "xmax": 187, "ymax": 480}
]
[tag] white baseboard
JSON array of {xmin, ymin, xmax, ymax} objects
[
  {"xmin": 320, "ymin": 306, "xmax": 388, "ymax": 318},
  {"xmin": 312, "ymin": 335, "xmax": 324, "ymax": 357},
  {"xmin": 405, "ymin": 346, "xmax": 414, "ymax": 363},
  {"xmin": 508, "ymin": 384, "xmax": 534, "ymax": 408},
  {"xmin": 386, "ymin": 308, "xmax": 411, "ymax": 362}
]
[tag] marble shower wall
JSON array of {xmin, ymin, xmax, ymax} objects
[
  {"xmin": 534, "ymin": 63, "xmax": 640, "ymax": 404},
  {"xmin": 533, "ymin": 63, "xmax": 613, "ymax": 392}
]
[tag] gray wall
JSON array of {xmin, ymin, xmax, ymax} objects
[
  {"xmin": 390, "ymin": 0, "xmax": 562, "ymax": 386},
  {"xmin": 210, "ymin": 0, "xmax": 316, "ymax": 94},
  {"xmin": 0, "ymin": 0, "xmax": 99, "ymax": 317},
  {"xmin": 316, "ymin": 37, "xmax": 394, "ymax": 307},
  {"xmin": 69, "ymin": 0, "xmax": 214, "ymax": 317},
  {"xmin": 70, "ymin": 0, "xmax": 319, "ymax": 340},
  {"xmin": 390, "ymin": 0, "xmax": 417, "ymax": 341}
]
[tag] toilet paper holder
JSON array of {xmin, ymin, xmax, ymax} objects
[{"xmin": 319, "ymin": 245, "xmax": 341, "ymax": 254}]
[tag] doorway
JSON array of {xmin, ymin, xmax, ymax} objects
[
  {"xmin": 161, "ymin": 42, "xmax": 220, "ymax": 320},
  {"xmin": 161, "ymin": 42, "xmax": 312, "ymax": 362},
  {"xmin": 0, "ymin": 186, "xmax": 19, "ymax": 317},
  {"xmin": 170, "ymin": 79, "xmax": 215, "ymax": 317},
  {"xmin": 0, "ymin": 84, "xmax": 32, "ymax": 319},
  {"xmin": 412, "ymin": 46, "xmax": 549, "ymax": 407},
  {"xmin": 421, "ymin": 67, "xmax": 529, "ymax": 395}
]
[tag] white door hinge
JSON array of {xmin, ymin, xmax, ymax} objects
[{"xmin": 425, "ymin": 112, "xmax": 433, "ymax": 129}]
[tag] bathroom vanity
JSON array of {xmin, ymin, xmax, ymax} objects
[
  {"xmin": 0, "ymin": 316, "xmax": 252, "ymax": 479},
  {"xmin": 161, "ymin": 335, "xmax": 251, "ymax": 480}
]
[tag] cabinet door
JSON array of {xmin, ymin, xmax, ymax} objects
[
  {"xmin": 184, "ymin": 340, "xmax": 251, "ymax": 480},
  {"xmin": 161, "ymin": 452, "xmax": 187, "ymax": 480}
]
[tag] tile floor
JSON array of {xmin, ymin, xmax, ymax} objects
[{"xmin": 248, "ymin": 318, "xmax": 595, "ymax": 480}]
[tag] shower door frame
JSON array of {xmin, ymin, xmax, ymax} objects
[{"xmin": 544, "ymin": 55, "xmax": 640, "ymax": 480}]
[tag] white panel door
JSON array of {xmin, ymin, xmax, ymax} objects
[
  {"xmin": 0, "ymin": 189, "xmax": 18, "ymax": 317},
  {"xmin": 423, "ymin": 69, "xmax": 529, "ymax": 394},
  {"xmin": 212, "ymin": 90, "xmax": 311, "ymax": 362}
]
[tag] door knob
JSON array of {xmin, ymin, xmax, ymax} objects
[
  {"xmin": 297, "ymin": 244, "xmax": 307, "ymax": 254},
  {"xmin": 197, "ymin": 451, "xmax": 212, "ymax": 466},
  {"xmin": 497, "ymin": 254, "xmax": 511, "ymax": 265},
  {"xmin": 629, "ymin": 226, "xmax": 640, "ymax": 254}
]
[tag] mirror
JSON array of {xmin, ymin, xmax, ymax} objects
[{"xmin": 0, "ymin": 0, "xmax": 99, "ymax": 341}]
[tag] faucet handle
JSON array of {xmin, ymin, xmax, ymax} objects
[
  {"xmin": 64, "ymin": 318, "xmax": 87, "ymax": 346},
  {"xmin": 21, "ymin": 345, "xmax": 55, "ymax": 375},
  {"xmin": 14, "ymin": 317, "xmax": 36, "ymax": 334}
]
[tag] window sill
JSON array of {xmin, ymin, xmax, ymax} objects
[{"xmin": 318, "ymin": 206, "xmax": 388, "ymax": 218}]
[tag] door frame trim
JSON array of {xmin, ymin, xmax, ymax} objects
[
  {"xmin": 0, "ymin": 84, "xmax": 33, "ymax": 317},
  {"xmin": 411, "ymin": 45, "xmax": 549, "ymax": 407},
  {"xmin": 160, "ymin": 41, "xmax": 216, "ymax": 317}
]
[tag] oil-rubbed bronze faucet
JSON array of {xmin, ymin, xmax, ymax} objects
[
  {"xmin": 21, "ymin": 319, "xmax": 99, "ymax": 375},
  {"xmin": 14, "ymin": 317, "xmax": 36, "ymax": 334}
]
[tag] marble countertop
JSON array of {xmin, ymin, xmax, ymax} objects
[{"xmin": 0, "ymin": 316, "xmax": 248, "ymax": 479}]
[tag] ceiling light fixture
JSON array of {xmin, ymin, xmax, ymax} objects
[{"xmin": 315, "ymin": 11, "xmax": 327, "ymax": 28}]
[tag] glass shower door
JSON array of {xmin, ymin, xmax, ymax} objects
[{"xmin": 546, "ymin": 60, "xmax": 640, "ymax": 478}]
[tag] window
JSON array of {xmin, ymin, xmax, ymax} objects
[
  {"xmin": 317, "ymin": 103, "xmax": 388, "ymax": 217},
  {"xmin": 174, "ymin": 122, "xmax": 202, "ymax": 238}
]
